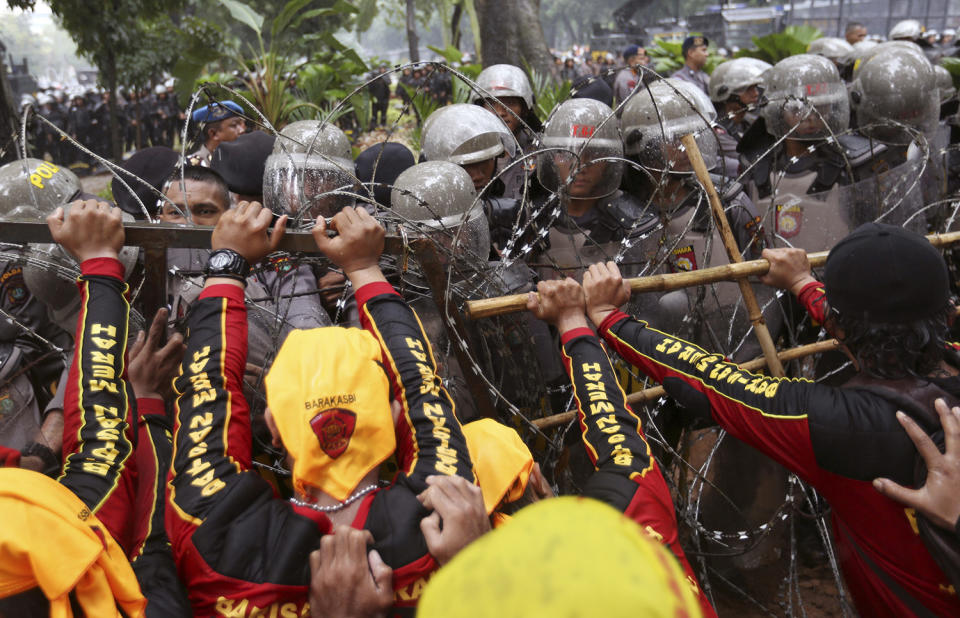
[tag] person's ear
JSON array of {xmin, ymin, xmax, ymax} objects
[{"xmin": 264, "ymin": 407, "xmax": 282, "ymax": 448}]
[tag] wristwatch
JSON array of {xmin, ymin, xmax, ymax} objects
[{"xmin": 205, "ymin": 249, "xmax": 251, "ymax": 282}]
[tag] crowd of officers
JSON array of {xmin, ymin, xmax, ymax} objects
[
  {"xmin": 21, "ymin": 80, "xmax": 185, "ymax": 172},
  {"xmin": 3, "ymin": 17, "xmax": 960, "ymax": 617}
]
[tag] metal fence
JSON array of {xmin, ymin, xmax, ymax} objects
[{"xmin": 784, "ymin": 0, "xmax": 960, "ymax": 38}]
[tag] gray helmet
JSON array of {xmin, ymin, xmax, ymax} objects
[
  {"xmin": 807, "ymin": 37, "xmax": 854, "ymax": 64},
  {"xmin": 390, "ymin": 161, "xmax": 490, "ymax": 262},
  {"xmin": 708, "ymin": 58, "xmax": 771, "ymax": 103},
  {"xmin": 22, "ymin": 205, "xmax": 139, "ymax": 333},
  {"xmin": 0, "ymin": 158, "xmax": 82, "ymax": 216},
  {"xmin": 537, "ymin": 98, "xmax": 624, "ymax": 199},
  {"xmin": 470, "ymin": 64, "xmax": 535, "ymax": 110},
  {"xmin": 621, "ymin": 78, "xmax": 719, "ymax": 173},
  {"xmin": 850, "ymin": 48, "xmax": 939, "ymax": 145},
  {"xmin": 852, "ymin": 41, "xmax": 929, "ymax": 81},
  {"xmin": 263, "ymin": 120, "xmax": 356, "ymax": 222},
  {"xmin": 889, "ymin": 19, "xmax": 923, "ymax": 41},
  {"xmin": 843, "ymin": 40, "xmax": 879, "ymax": 69},
  {"xmin": 934, "ymin": 64, "xmax": 957, "ymax": 103},
  {"xmin": 421, "ymin": 104, "xmax": 516, "ymax": 165},
  {"xmin": 761, "ymin": 54, "xmax": 850, "ymax": 140}
]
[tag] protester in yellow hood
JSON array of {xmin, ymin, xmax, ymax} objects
[
  {"xmin": 418, "ymin": 496, "xmax": 704, "ymax": 618},
  {"xmin": 0, "ymin": 468, "xmax": 146, "ymax": 618}
]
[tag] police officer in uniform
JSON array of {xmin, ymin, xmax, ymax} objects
[
  {"xmin": 187, "ymin": 100, "xmax": 246, "ymax": 166},
  {"xmin": 738, "ymin": 54, "xmax": 890, "ymax": 253},
  {"xmin": 708, "ymin": 58, "xmax": 771, "ymax": 173},
  {"xmin": 535, "ymin": 97, "xmax": 658, "ymax": 282},
  {"xmin": 620, "ymin": 78, "xmax": 771, "ymax": 346},
  {"xmin": 421, "ymin": 103, "xmax": 531, "ymax": 254},
  {"xmin": 471, "ymin": 63, "xmax": 543, "ymax": 200},
  {"xmin": 671, "ymin": 36, "xmax": 711, "ymax": 96}
]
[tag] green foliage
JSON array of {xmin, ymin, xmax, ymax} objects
[
  {"xmin": 941, "ymin": 57, "xmax": 960, "ymax": 89},
  {"xmin": 526, "ymin": 65, "xmax": 571, "ymax": 121},
  {"xmin": 734, "ymin": 26, "xmax": 822, "ymax": 64},
  {"xmin": 648, "ymin": 38, "xmax": 726, "ymax": 75},
  {"xmin": 175, "ymin": 0, "xmax": 366, "ymax": 129}
]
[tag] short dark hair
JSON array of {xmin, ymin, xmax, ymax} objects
[
  {"xmin": 833, "ymin": 303, "xmax": 952, "ymax": 379},
  {"xmin": 163, "ymin": 165, "xmax": 231, "ymax": 211},
  {"xmin": 846, "ymin": 21, "xmax": 866, "ymax": 33}
]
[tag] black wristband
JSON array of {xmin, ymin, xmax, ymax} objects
[
  {"xmin": 205, "ymin": 249, "xmax": 251, "ymax": 281},
  {"xmin": 20, "ymin": 442, "xmax": 59, "ymax": 472}
]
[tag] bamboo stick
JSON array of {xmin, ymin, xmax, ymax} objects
[{"xmin": 681, "ymin": 134, "xmax": 784, "ymax": 375}]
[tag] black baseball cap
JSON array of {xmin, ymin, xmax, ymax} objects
[
  {"xmin": 824, "ymin": 222, "xmax": 949, "ymax": 323},
  {"xmin": 210, "ymin": 130, "xmax": 276, "ymax": 197},
  {"xmin": 681, "ymin": 36, "xmax": 709, "ymax": 57}
]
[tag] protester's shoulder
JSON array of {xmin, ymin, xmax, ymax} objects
[
  {"xmin": 186, "ymin": 471, "xmax": 321, "ymax": 585},
  {"xmin": 365, "ymin": 484, "xmax": 430, "ymax": 569}
]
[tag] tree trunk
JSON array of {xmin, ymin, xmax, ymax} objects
[
  {"xmin": 405, "ymin": 0, "xmax": 420, "ymax": 63},
  {"xmin": 451, "ymin": 1, "xmax": 464, "ymax": 51},
  {"xmin": 474, "ymin": 0, "xmax": 553, "ymax": 75},
  {"xmin": 103, "ymin": 48, "xmax": 122, "ymax": 162}
]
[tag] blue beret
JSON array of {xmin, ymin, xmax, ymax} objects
[
  {"xmin": 623, "ymin": 44, "xmax": 640, "ymax": 59},
  {"xmin": 191, "ymin": 100, "xmax": 244, "ymax": 124}
]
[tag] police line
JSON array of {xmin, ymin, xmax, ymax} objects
[{"xmin": 465, "ymin": 229, "xmax": 960, "ymax": 320}]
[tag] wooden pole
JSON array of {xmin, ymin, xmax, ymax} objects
[
  {"xmin": 680, "ymin": 133, "xmax": 785, "ymax": 377},
  {"xmin": 531, "ymin": 338, "xmax": 842, "ymax": 430},
  {"xmin": 465, "ymin": 229, "xmax": 960, "ymax": 319}
]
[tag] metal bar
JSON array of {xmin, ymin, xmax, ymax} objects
[
  {"xmin": 142, "ymin": 245, "xmax": 167, "ymax": 343},
  {"xmin": 0, "ymin": 220, "xmax": 407, "ymax": 254}
]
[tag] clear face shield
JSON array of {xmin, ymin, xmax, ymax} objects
[
  {"xmin": 624, "ymin": 117, "xmax": 719, "ymax": 174},
  {"xmin": 262, "ymin": 152, "xmax": 356, "ymax": 223},
  {"xmin": 537, "ymin": 137, "xmax": 624, "ymax": 201},
  {"xmin": 763, "ymin": 82, "xmax": 850, "ymax": 140}
]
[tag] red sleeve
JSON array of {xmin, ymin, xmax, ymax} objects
[
  {"xmin": 58, "ymin": 256, "xmax": 138, "ymax": 552},
  {"xmin": 168, "ymin": 281, "xmax": 251, "ymax": 531},
  {"xmin": 356, "ymin": 281, "xmax": 474, "ymax": 492},
  {"xmin": 797, "ymin": 280, "xmax": 827, "ymax": 326},
  {"xmin": 598, "ymin": 314, "xmax": 822, "ymax": 482},
  {"xmin": 0, "ymin": 445, "xmax": 20, "ymax": 467},
  {"xmin": 559, "ymin": 327, "xmax": 717, "ymax": 618}
]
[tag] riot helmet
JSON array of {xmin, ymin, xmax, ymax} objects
[
  {"xmin": 537, "ymin": 98, "xmax": 624, "ymax": 199},
  {"xmin": 621, "ymin": 78, "xmax": 719, "ymax": 173},
  {"xmin": 0, "ymin": 158, "xmax": 82, "ymax": 216},
  {"xmin": 708, "ymin": 58, "xmax": 770, "ymax": 104},
  {"xmin": 851, "ymin": 41, "xmax": 928, "ymax": 81},
  {"xmin": 889, "ymin": 19, "xmax": 923, "ymax": 41},
  {"xmin": 471, "ymin": 64, "xmax": 535, "ymax": 110},
  {"xmin": 390, "ymin": 161, "xmax": 490, "ymax": 263},
  {"xmin": 850, "ymin": 49, "xmax": 939, "ymax": 145},
  {"xmin": 421, "ymin": 104, "xmax": 516, "ymax": 165},
  {"xmin": 262, "ymin": 120, "xmax": 356, "ymax": 222},
  {"xmin": 807, "ymin": 37, "xmax": 854, "ymax": 65},
  {"xmin": 843, "ymin": 40, "xmax": 879, "ymax": 69},
  {"xmin": 761, "ymin": 54, "xmax": 850, "ymax": 141},
  {"xmin": 934, "ymin": 64, "xmax": 956, "ymax": 103}
]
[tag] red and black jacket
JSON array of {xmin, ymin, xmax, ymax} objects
[
  {"xmin": 598, "ymin": 309, "xmax": 960, "ymax": 618},
  {"xmin": 166, "ymin": 280, "xmax": 473, "ymax": 618},
  {"xmin": 58, "ymin": 258, "xmax": 190, "ymax": 616},
  {"xmin": 560, "ymin": 326, "xmax": 717, "ymax": 618}
]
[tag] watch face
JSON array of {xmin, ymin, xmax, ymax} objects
[{"xmin": 210, "ymin": 252, "xmax": 232, "ymax": 269}]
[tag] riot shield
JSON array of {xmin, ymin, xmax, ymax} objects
[{"xmin": 757, "ymin": 160, "xmax": 926, "ymax": 254}]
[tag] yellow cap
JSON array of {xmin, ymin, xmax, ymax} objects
[
  {"xmin": 265, "ymin": 327, "xmax": 396, "ymax": 502},
  {"xmin": 0, "ymin": 468, "xmax": 146, "ymax": 617},
  {"xmin": 463, "ymin": 419, "xmax": 533, "ymax": 514},
  {"xmin": 418, "ymin": 496, "xmax": 704, "ymax": 618}
]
